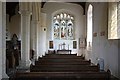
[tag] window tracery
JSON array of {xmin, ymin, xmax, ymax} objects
[{"xmin": 53, "ymin": 12, "xmax": 74, "ymax": 40}]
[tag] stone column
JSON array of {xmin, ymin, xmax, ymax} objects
[
  {"xmin": 40, "ymin": 13, "xmax": 47, "ymax": 57},
  {"xmin": 31, "ymin": 2, "xmax": 41, "ymax": 60},
  {"xmin": 0, "ymin": 2, "xmax": 9, "ymax": 79},
  {"xmin": 19, "ymin": 2, "xmax": 32, "ymax": 68},
  {"xmin": 31, "ymin": 21, "xmax": 40, "ymax": 59}
]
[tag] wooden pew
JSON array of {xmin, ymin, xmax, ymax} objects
[
  {"xmin": 48, "ymin": 50, "xmax": 56, "ymax": 54},
  {"xmin": 41, "ymin": 56, "xmax": 85, "ymax": 59},
  {"xmin": 36, "ymin": 57, "xmax": 90, "ymax": 65},
  {"xmin": 43, "ymin": 54, "xmax": 80, "ymax": 58},
  {"xmin": 35, "ymin": 60, "xmax": 91, "ymax": 65},
  {"xmin": 36, "ymin": 53, "xmax": 90, "ymax": 65},
  {"xmin": 13, "ymin": 53, "xmax": 111, "ymax": 80},
  {"xmin": 37, "ymin": 58, "xmax": 86, "ymax": 62},
  {"xmin": 30, "ymin": 64, "xmax": 99, "ymax": 72},
  {"xmin": 15, "ymin": 71, "xmax": 110, "ymax": 80},
  {"xmin": 45, "ymin": 54, "xmax": 77, "ymax": 56}
]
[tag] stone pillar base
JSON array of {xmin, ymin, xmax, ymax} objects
[
  {"xmin": 19, "ymin": 60, "xmax": 31, "ymax": 69},
  {"xmin": 2, "ymin": 73, "xmax": 9, "ymax": 80}
]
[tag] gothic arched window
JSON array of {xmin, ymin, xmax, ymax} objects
[
  {"xmin": 87, "ymin": 4, "xmax": 93, "ymax": 51},
  {"xmin": 53, "ymin": 12, "xmax": 74, "ymax": 40}
]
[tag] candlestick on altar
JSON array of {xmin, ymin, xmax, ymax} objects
[
  {"xmin": 68, "ymin": 44, "xmax": 69, "ymax": 50},
  {"xmin": 60, "ymin": 44, "xmax": 62, "ymax": 50},
  {"xmin": 62, "ymin": 42, "xmax": 66, "ymax": 50},
  {"xmin": 58, "ymin": 44, "xmax": 60, "ymax": 50}
]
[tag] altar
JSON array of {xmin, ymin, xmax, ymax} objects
[
  {"xmin": 57, "ymin": 42, "xmax": 71, "ymax": 54},
  {"xmin": 57, "ymin": 50, "xmax": 72, "ymax": 54}
]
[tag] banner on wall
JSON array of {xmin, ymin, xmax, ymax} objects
[
  {"xmin": 49, "ymin": 41, "xmax": 53, "ymax": 49},
  {"xmin": 73, "ymin": 41, "xmax": 77, "ymax": 49},
  {"xmin": 79, "ymin": 38, "xmax": 86, "ymax": 49}
]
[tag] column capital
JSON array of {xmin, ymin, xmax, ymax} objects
[{"xmin": 19, "ymin": 10, "xmax": 32, "ymax": 16}]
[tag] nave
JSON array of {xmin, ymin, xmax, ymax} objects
[{"xmin": 1, "ymin": 1, "xmax": 120, "ymax": 80}]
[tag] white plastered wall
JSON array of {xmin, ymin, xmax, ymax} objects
[
  {"xmin": 43, "ymin": 2, "xmax": 85, "ymax": 55},
  {"xmin": 85, "ymin": 2, "xmax": 119, "ymax": 78},
  {"xmin": 9, "ymin": 14, "xmax": 21, "ymax": 40}
]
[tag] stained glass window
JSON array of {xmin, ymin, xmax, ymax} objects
[{"xmin": 53, "ymin": 12, "xmax": 74, "ymax": 40}]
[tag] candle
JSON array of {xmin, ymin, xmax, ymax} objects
[{"xmin": 68, "ymin": 44, "xmax": 69, "ymax": 50}]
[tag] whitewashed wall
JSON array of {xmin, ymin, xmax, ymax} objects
[
  {"xmin": 39, "ymin": 27, "xmax": 47, "ymax": 57},
  {"xmin": 39, "ymin": 13, "xmax": 47, "ymax": 57},
  {"xmin": 43, "ymin": 2, "xmax": 85, "ymax": 55},
  {"xmin": 9, "ymin": 14, "xmax": 21, "ymax": 40},
  {"xmin": 6, "ymin": 4, "xmax": 21, "ymax": 40},
  {"xmin": 85, "ymin": 2, "xmax": 119, "ymax": 78}
]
